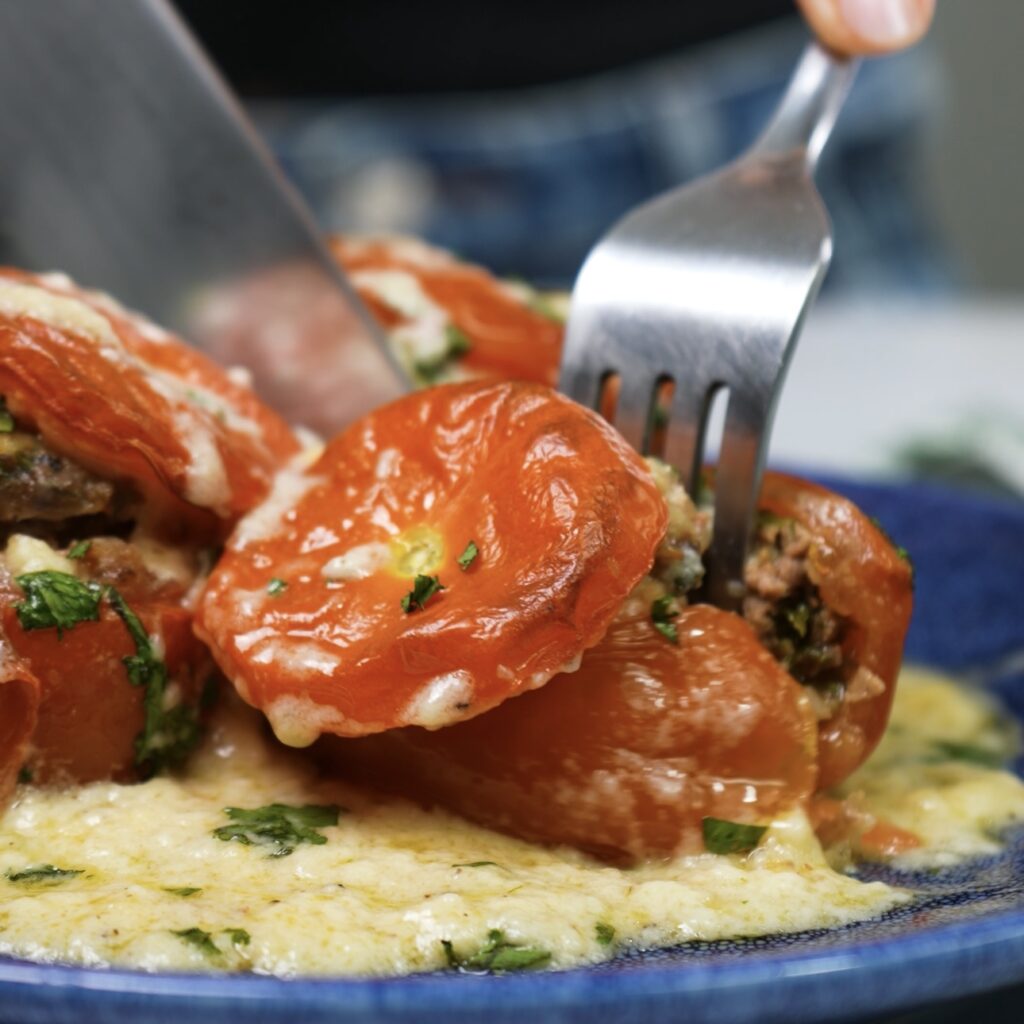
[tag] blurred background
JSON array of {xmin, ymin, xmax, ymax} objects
[{"xmin": 177, "ymin": 0, "xmax": 1024, "ymax": 494}]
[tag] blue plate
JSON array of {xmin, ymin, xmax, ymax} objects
[{"xmin": 2, "ymin": 478, "xmax": 1023, "ymax": 1024}]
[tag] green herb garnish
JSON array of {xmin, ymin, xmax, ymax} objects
[
  {"xmin": 595, "ymin": 922, "xmax": 616, "ymax": 946},
  {"xmin": 16, "ymin": 765, "xmax": 32, "ymax": 785},
  {"xmin": 213, "ymin": 803, "xmax": 341, "ymax": 858},
  {"xmin": 164, "ymin": 887, "xmax": 202, "ymax": 898},
  {"xmin": 413, "ymin": 325, "xmax": 473, "ymax": 384},
  {"xmin": 107, "ymin": 586, "xmax": 201, "ymax": 777},
  {"xmin": 224, "ymin": 928, "xmax": 251, "ymax": 947},
  {"xmin": 441, "ymin": 929, "xmax": 550, "ymax": 973},
  {"xmin": 172, "ymin": 927, "xmax": 221, "ymax": 959},
  {"xmin": 267, "ymin": 577, "xmax": 287, "ymax": 597},
  {"xmin": 452, "ymin": 861, "xmax": 500, "ymax": 869},
  {"xmin": 650, "ymin": 595, "xmax": 679, "ymax": 644},
  {"xmin": 5, "ymin": 865, "xmax": 83, "ymax": 884},
  {"xmin": 66, "ymin": 540, "xmax": 91, "ymax": 560},
  {"xmin": 702, "ymin": 817, "xmax": 768, "ymax": 855},
  {"xmin": 13, "ymin": 571, "xmax": 102, "ymax": 637},
  {"xmin": 0, "ymin": 399, "xmax": 14, "ymax": 434},
  {"xmin": 457, "ymin": 541, "xmax": 478, "ymax": 571},
  {"xmin": 931, "ymin": 740, "xmax": 1005, "ymax": 768},
  {"xmin": 401, "ymin": 574, "xmax": 445, "ymax": 613}
]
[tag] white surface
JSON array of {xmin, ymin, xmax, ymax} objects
[{"xmin": 765, "ymin": 299, "xmax": 1024, "ymax": 485}]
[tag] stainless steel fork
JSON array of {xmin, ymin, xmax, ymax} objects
[{"xmin": 559, "ymin": 42, "xmax": 859, "ymax": 609}]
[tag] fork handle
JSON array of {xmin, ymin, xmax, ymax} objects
[{"xmin": 749, "ymin": 42, "xmax": 859, "ymax": 173}]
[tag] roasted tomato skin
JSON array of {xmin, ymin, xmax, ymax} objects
[
  {"xmin": 758, "ymin": 473, "xmax": 914, "ymax": 787},
  {"xmin": 315, "ymin": 603, "xmax": 818, "ymax": 863},
  {"xmin": 0, "ymin": 268, "xmax": 299, "ymax": 537},
  {"xmin": 0, "ymin": 654, "xmax": 38, "ymax": 804},
  {"xmin": 331, "ymin": 236, "xmax": 564, "ymax": 386},
  {"xmin": 197, "ymin": 381, "xmax": 667, "ymax": 741},
  {"xmin": 3, "ymin": 603, "xmax": 211, "ymax": 785}
]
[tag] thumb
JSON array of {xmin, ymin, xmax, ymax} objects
[{"xmin": 795, "ymin": 0, "xmax": 936, "ymax": 56}]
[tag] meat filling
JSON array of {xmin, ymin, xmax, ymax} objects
[{"xmin": 645, "ymin": 461, "xmax": 849, "ymax": 721}]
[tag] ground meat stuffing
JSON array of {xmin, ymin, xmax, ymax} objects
[
  {"xmin": 0, "ymin": 432, "xmax": 115, "ymax": 525},
  {"xmin": 742, "ymin": 513, "xmax": 846, "ymax": 697}
]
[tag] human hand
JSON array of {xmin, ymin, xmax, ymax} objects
[{"xmin": 796, "ymin": 0, "xmax": 935, "ymax": 55}]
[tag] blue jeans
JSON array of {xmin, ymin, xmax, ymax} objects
[{"xmin": 253, "ymin": 21, "xmax": 952, "ymax": 295}]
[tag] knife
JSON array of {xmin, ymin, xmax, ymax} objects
[{"xmin": 0, "ymin": 0, "xmax": 408, "ymax": 435}]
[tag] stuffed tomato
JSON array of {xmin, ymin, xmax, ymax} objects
[{"xmin": 0, "ymin": 268, "xmax": 299, "ymax": 801}]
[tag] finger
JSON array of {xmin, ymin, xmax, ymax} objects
[{"xmin": 796, "ymin": 0, "xmax": 936, "ymax": 56}]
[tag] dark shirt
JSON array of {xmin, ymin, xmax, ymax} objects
[{"xmin": 173, "ymin": 0, "xmax": 794, "ymax": 96}]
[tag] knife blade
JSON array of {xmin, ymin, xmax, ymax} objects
[{"xmin": 0, "ymin": 0, "xmax": 408, "ymax": 435}]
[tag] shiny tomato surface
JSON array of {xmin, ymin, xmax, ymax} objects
[
  {"xmin": 317, "ymin": 602, "xmax": 818, "ymax": 862},
  {"xmin": 758, "ymin": 472, "xmax": 914, "ymax": 787},
  {"xmin": 197, "ymin": 381, "xmax": 666, "ymax": 742},
  {"xmin": 0, "ymin": 268, "xmax": 299, "ymax": 536},
  {"xmin": 331, "ymin": 236, "xmax": 564, "ymax": 386}
]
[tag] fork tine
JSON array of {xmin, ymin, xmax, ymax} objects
[
  {"xmin": 661, "ymin": 378, "xmax": 713, "ymax": 495},
  {"xmin": 703, "ymin": 387, "xmax": 771, "ymax": 609},
  {"xmin": 611, "ymin": 374, "xmax": 658, "ymax": 453}
]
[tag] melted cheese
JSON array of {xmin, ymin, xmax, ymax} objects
[{"xmin": 0, "ymin": 669, "xmax": 1020, "ymax": 977}]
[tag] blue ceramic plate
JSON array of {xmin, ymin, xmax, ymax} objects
[{"xmin": 2, "ymin": 478, "xmax": 1023, "ymax": 1024}]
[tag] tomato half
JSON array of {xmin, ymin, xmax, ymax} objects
[
  {"xmin": 5, "ymin": 603, "xmax": 211, "ymax": 785},
  {"xmin": 197, "ymin": 381, "xmax": 666, "ymax": 744},
  {"xmin": 758, "ymin": 472, "xmax": 914, "ymax": 787},
  {"xmin": 0, "ymin": 268, "xmax": 299, "ymax": 536},
  {"xmin": 0, "ymin": 654, "xmax": 38, "ymax": 805},
  {"xmin": 315, "ymin": 602, "xmax": 818, "ymax": 862},
  {"xmin": 331, "ymin": 236, "xmax": 564, "ymax": 386}
]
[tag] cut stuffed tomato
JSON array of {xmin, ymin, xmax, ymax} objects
[
  {"xmin": 315, "ymin": 599, "xmax": 818, "ymax": 862},
  {"xmin": 0, "ymin": 269, "xmax": 300, "ymax": 798},
  {"xmin": 748, "ymin": 473, "xmax": 914, "ymax": 787},
  {"xmin": 0, "ymin": 268, "xmax": 299, "ymax": 535},
  {"xmin": 196, "ymin": 380, "xmax": 667, "ymax": 745},
  {"xmin": 331, "ymin": 236, "xmax": 564, "ymax": 387}
]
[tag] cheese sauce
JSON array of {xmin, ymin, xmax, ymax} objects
[{"xmin": 0, "ymin": 669, "xmax": 1020, "ymax": 977}]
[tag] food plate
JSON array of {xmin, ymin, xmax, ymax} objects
[{"xmin": 1, "ymin": 476, "xmax": 1022, "ymax": 1024}]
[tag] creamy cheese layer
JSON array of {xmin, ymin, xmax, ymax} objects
[{"xmin": 0, "ymin": 669, "xmax": 1020, "ymax": 977}]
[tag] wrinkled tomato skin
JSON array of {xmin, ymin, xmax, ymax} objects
[
  {"xmin": 758, "ymin": 472, "xmax": 914, "ymax": 788},
  {"xmin": 0, "ymin": 268, "xmax": 299, "ymax": 537},
  {"xmin": 3, "ymin": 604, "xmax": 210, "ymax": 785},
  {"xmin": 315, "ymin": 604, "xmax": 818, "ymax": 863},
  {"xmin": 331, "ymin": 237, "xmax": 564, "ymax": 386},
  {"xmin": 198, "ymin": 381, "xmax": 667, "ymax": 739},
  {"xmin": 0, "ymin": 658, "xmax": 38, "ymax": 804}
]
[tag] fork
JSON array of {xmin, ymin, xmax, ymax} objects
[{"xmin": 559, "ymin": 42, "xmax": 859, "ymax": 610}]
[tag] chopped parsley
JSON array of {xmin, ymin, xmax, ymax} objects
[
  {"xmin": 212, "ymin": 803, "xmax": 341, "ymax": 858},
  {"xmin": 172, "ymin": 927, "xmax": 221, "ymax": 959},
  {"xmin": 441, "ymin": 929, "xmax": 551, "ymax": 973},
  {"xmin": 650, "ymin": 595, "xmax": 680, "ymax": 644},
  {"xmin": 5, "ymin": 865, "xmax": 83, "ymax": 884},
  {"xmin": 702, "ymin": 817, "xmax": 768, "ymax": 855},
  {"xmin": 13, "ymin": 571, "xmax": 102, "ymax": 637},
  {"xmin": 267, "ymin": 577, "xmax": 287, "ymax": 597},
  {"xmin": 931, "ymin": 740, "xmax": 1005, "ymax": 768},
  {"xmin": 224, "ymin": 928, "xmax": 251, "ymax": 947},
  {"xmin": 452, "ymin": 861, "xmax": 501, "ymax": 869},
  {"xmin": 164, "ymin": 887, "xmax": 202, "ymax": 898},
  {"xmin": 457, "ymin": 540, "xmax": 478, "ymax": 571},
  {"xmin": 401, "ymin": 574, "xmax": 445, "ymax": 613},
  {"xmin": 66, "ymin": 539, "xmax": 92, "ymax": 560},
  {"xmin": 16, "ymin": 765, "xmax": 32, "ymax": 785},
  {"xmin": 0, "ymin": 399, "xmax": 13, "ymax": 433},
  {"xmin": 107, "ymin": 586, "xmax": 201, "ymax": 777},
  {"xmin": 595, "ymin": 922, "xmax": 616, "ymax": 946}
]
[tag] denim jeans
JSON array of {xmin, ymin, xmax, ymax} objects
[{"xmin": 253, "ymin": 21, "xmax": 952, "ymax": 295}]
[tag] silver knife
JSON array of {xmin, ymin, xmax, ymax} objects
[{"xmin": 0, "ymin": 0, "xmax": 407, "ymax": 435}]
